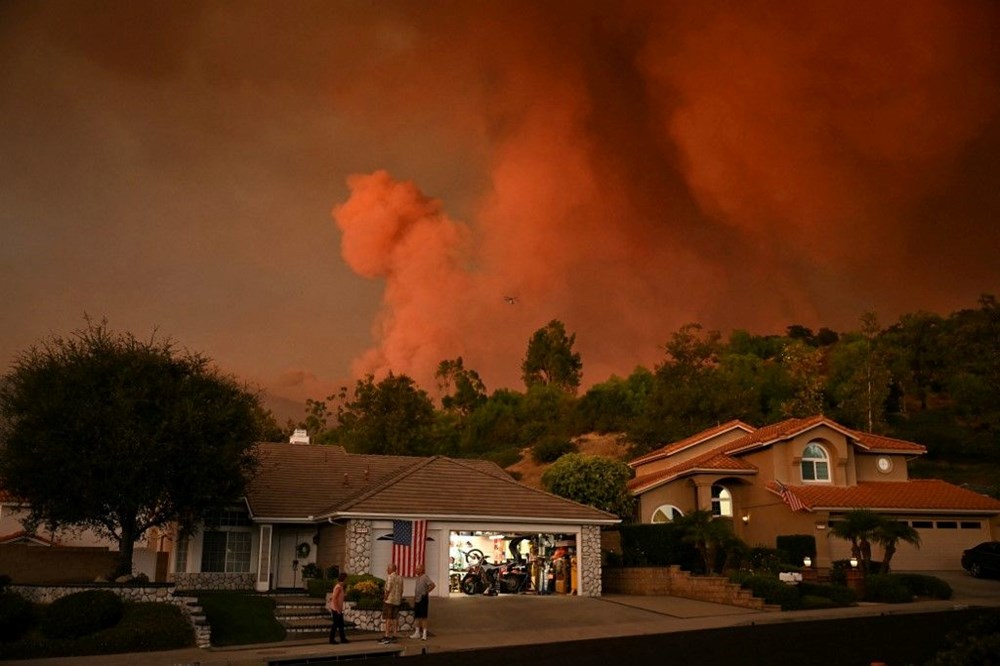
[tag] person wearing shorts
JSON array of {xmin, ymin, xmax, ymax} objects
[
  {"xmin": 410, "ymin": 563, "xmax": 436, "ymax": 640},
  {"xmin": 379, "ymin": 563, "xmax": 403, "ymax": 644}
]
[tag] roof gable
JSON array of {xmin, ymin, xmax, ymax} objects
[
  {"xmin": 629, "ymin": 420, "xmax": 755, "ymax": 468},
  {"xmin": 333, "ymin": 456, "xmax": 618, "ymax": 524},
  {"xmin": 246, "ymin": 444, "xmax": 618, "ymax": 525}
]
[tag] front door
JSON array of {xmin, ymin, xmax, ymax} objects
[{"xmin": 275, "ymin": 529, "xmax": 314, "ymax": 588}]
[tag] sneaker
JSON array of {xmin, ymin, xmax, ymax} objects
[
  {"xmin": 410, "ymin": 631, "xmax": 421, "ymax": 639},
  {"xmin": 421, "ymin": 634, "xmax": 427, "ymax": 641},
  {"xmin": 378, "ymin": 637, "xmax": 391, "ymax": 644}
]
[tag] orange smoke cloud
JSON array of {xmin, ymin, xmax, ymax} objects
[{"xmin": 331, "ymin": 1, "xmax": 1000, "ymax": 391}]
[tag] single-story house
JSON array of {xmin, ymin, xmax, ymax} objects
[
  {"xmin": 628, "ymin": 415, "xmax": 1000, "ymax": 570},
  {"xmin": 171, "ymin": 432, "xmax": 619, "ymax": 596}
]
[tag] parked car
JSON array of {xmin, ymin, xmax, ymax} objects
[{"xmin": 961, "ymin": 541, "xmax": 1000, "ymax": 578}]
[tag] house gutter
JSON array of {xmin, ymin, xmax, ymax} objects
[{"xmin": 326, "ymin": 511, "xmax": 620, "ymax": 525}]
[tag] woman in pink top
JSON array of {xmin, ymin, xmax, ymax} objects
[{"xmin": 327, "ymin": 573, "xmax": 349, "ymax": 644}]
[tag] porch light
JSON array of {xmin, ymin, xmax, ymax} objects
[
  {"xmin": 803, "ymin": 556, "xmax": 812, "ymax": 568},
  {"xmin": 741, "ymin": 514, "xmax": 750, "ymax": 524},
  {"xmin": 849, "ymin": 557, "xmax": 858, "ymax": 568}
]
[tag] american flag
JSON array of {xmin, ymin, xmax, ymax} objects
[
  {"xmin": 776, "ymin": 480, "xmax": 809, "ymax": 512},
  {"xmin": 392, "ymin": 520, "xmax": 427, "ymax": 576}
]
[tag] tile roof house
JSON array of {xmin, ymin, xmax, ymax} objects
[
  {"xmin": 171, "ymin": 435, "xmax": 619, "ymax": 596},
  {"xmin": 629, "ymin": 415, "xmax": 1000, "ymax": 570}
]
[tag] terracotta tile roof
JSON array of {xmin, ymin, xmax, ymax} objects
[
  {"xmin": 849, "ymin": 431, "xmax": 926, "ymax": 453},
  {"xmin": 246, "ymin": 443, "xmax": 618, "ymax": 525},
  {"xmin": 629, "ymin": 451, "xmax": 758, "ymax": 493},
  {"xmin": 723, "ymin": 415, "xmax": 836, "ymax": 454},
  {"xmin": 765, "ymin": 479, "xmax": 1000, "ymax": 513},
  {"xmin": 629, "ymin": 420, "xmax": 755, "ymax": 467}
]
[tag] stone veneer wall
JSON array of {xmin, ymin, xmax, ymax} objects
[
  {"xmin": 170, "ymin": 572, "xmax": 255, "ymax": 591},
  {"xmin": 601, "ymin": 565, "xmax": 773, "ymax": 611},
  {"xmin": 579, "ymin": 525, "xmax": 603, "ymax": 597},
  {"xmin": 344, "ymin": 604, "xmax": 414, "ymax": 632},
  {"xmin": 346, "ymin": 519, "xmax": 372, "ymax": 574}
]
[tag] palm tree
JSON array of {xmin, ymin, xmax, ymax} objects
[
  {"xmin": 873, "ymin": 520, "xmax": 922, "ymax": 573},
  {"xmin": 676, "ymin": 510, "xmax": 733, "ymax": 574},
  {"xmin": 828, "ymin": 508, "xmax": 882, "ymax": 574}
]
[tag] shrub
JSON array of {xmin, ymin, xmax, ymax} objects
[
  {"xmin": 0, "ymin": 591, "xmax": 35, "ymax": 642},
  {"xmin": 743, "ymin": 546, "xmax": 784, "ymax": 575},
  {"xmin": 531, "ymin": 436, "xmax": 577, "ymax": 463},
  {"xmin": 800, "ymin": 594, "xmax": 839, "ymax": 610},
  {"xmin": 731, "ymin": 573, "xmax": 802, "ymax": 610},
  {"xmin": 798, "ymin": 582, "xmax": 857, "ymax": 606},
  {"xmin": 0, "ymin": 602, "xmax": 193, "ymax": 660},
  {"xmin": 301, "ymin": 563, "xmax": 321, "ymax": 579},
  {"xmin": 775, "ymin": 535, "xmax": 816, "ymax": 567},
  {"xmin": 862, "ymin": 574, "xmax": 913, "ymax": 603},
  {"xmin": 893, "ymin": 573, "xmax": 952, "ymax": 600},
  {"xmin": 346, "ymin": 574, "xmax": 384, "ymax": 603},
  {"xmin": 197, "ymin": 593, "xmax": 284, "ymax": 647},
  {"xmin": 618, "ymin": 523, "xmax": 700, "ymax": 568},
  {"xmin": 42, "ymin": 590, "xmax": 124, "ymax": 639},
  {"xmin": 928, "ymin": 610, "xmax": 1000, "ymax": 666}
]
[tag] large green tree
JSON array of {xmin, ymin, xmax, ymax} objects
[
  {"xmin": 0, "ymin": 319, "xmax": 263, "ymax": 577},
  {"xmin": 334, "ymin": 373, "xmax": 438, "ymax": 455},
  {"xmin": 521, "ymin": 320, "xmax": 583, "ymax": 394},
  {"xmin": 435, "ymin": 357, "xmax": 487, "ymax": 416},
  {"xmin": 541, "ymin": 453, "xmax": 633, "ymax": 520}
]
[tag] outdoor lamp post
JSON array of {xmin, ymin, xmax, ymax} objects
[
  {"xmin": 849, "ymin": 556, "xmax": 858, "ymax": 568},
  {"xmin": 803, "ymin": 556, "xmax": 812, "ymax": 568}
]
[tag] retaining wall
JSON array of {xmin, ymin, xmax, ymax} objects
[{"xmin": 602, "ymin": 565, "xmax": 772, "ymax": 610}]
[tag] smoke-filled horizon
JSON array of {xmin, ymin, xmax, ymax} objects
[{"xmin": 3, "ymin": 1, "xmax": 1000, "ymax": 403}]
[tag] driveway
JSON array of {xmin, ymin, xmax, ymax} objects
[{"xmin": 906, "ymin": 569, "xmax": 1000, "ymax": 604}]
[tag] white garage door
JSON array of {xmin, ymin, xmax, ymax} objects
[
  {"xmin": 371, "ymin": 527, "xmax": 441, "ymax": 596},
  {"xmin": 826, "ymin": 516, "xmax": 990, "ymax": 571},
  {"xmin": 891, "ymin": 518, "xmax": 990, "ymax": 571}
]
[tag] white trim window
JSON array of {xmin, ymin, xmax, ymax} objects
[
  {"xmin": 711, "ymin": 485, "xmax": 733, "ymax": 517},
  {"xmin": 800, "ymin": 442, "xmax": 830, "ymax": 482},
  {"xmin": 201, "ymin": 530, "xmax": 252, "ymax": 573},
  {"xmin": 651, "ymin": 504, "xmax": 684, "ymax": 523}
]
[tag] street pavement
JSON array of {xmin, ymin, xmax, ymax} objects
[{"xmin": 16, "ymin": 571, "xmax": 1000, "ymax": 665}]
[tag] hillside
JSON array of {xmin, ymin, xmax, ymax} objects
[{"xmin": 505, "ymin": 432, "xmax": 633, "ymax": 490}]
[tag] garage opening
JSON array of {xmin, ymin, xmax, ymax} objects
[{"xmin": 448, "ymin": 531, "xmax": 577, "ymax": 596}]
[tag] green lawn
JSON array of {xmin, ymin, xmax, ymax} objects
[{"xmin": 196, "ymin": 592, "xmax": 286, "ymax": 646}]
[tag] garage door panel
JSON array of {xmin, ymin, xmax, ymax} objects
[{"xmin": 824, "ymin": 516, "xmax": 989, "ymax": 571}]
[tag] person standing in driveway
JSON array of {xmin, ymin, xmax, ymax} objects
[
  {"xmin": 379, "ymin": 563, "xmax": 404, "ymax": 644},
  {"xmin": 410, "ymin": 563, "xmax": 436, "ymax": 640}
]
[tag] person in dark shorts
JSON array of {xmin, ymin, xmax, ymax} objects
[
  {"xmin": 410, "ymin": 563, "xmax": 436, "ymax": 640},
  {"xmin": 326, "ymin": 573, "xmax": 349, "ymax": 644}
]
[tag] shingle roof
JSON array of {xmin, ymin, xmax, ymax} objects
[
  {"xmin": 765, "ymin": 479, "xmax": 1000, "ymax": 513},
  {"xmin": 246, "ymin": 443, "xmax": 618, "ymax": 525},
  {"xmin": 245, "ymin": 443, "xmax": 418, "ymax": 519}
]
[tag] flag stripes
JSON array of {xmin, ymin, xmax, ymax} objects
[
  {"xmin": 391, "ymin": 519, "xmax": 427, "ymax": 576},
  {"xmin": 776, "ymin": 480, "xmax": 809, "ymax": 512}
]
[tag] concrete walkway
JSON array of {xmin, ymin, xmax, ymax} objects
[{"xmin": 19, "ymin": 571, "xmax": 1000, "ymax": 665}]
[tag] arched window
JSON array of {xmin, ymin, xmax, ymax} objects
[
  {"xmin": 651, "ymin": 504, "xmax": 684, "ymax": 523},
  {"xmin": 800, "ymin": 442, "xmax": 830, "ymax": 482},
  {"xmin": 711, "ymin": 485, "xmax": 733, "ymax": 517}
]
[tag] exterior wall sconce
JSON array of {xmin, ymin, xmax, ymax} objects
[
  {"xmin": 849, "ymin": 556, "xmax": 859, "ymax": 568},
  {"xmin": 741, "ymin": 514, "xmax": 750, "ymax": 524},
  {"xmin": 803, "ymin": 556, "xmax": 812, "ymax": 568}
]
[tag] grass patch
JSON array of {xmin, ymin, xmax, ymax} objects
[
  {"xmin": 0, "ymin": 602, "xmax": 194, "ymax": 661},
  {"xmin": 197, "ymin": 592, "xmax": 285, "ymax": 646}
]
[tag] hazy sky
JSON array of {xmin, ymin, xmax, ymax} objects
[{"xmin": 3, "ymin": 1, "xmax": 1000, "ymax": 409}]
